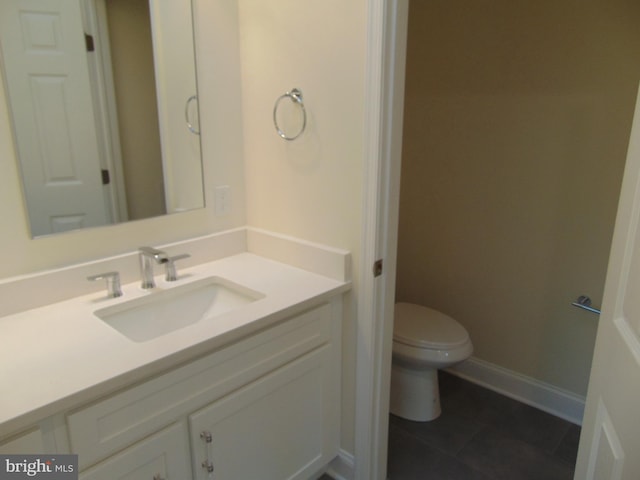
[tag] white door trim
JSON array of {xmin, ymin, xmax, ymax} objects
[{"xmin": 355, "ymin": 1, "xmax": 408, "ymax": 479}]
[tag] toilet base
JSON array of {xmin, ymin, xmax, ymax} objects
[{"xmin": 389, "ymin": 364, "xmax": 441, "ymax": 421}]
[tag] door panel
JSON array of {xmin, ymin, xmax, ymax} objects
[
  {"xmin": 0, "ymin": 0, "xmax": 111, "ymax": 236},
  {"xmin": 623, "ymin": 240, "xmax": 640, "ymax": 334},
  {"xmin": 575, "ymin": 85, "xmax": 640, "ymax": 479}
]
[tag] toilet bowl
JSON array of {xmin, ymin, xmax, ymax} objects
[{"xmin": 390, "ymin": 302, "xmax": 473, "ymax": 421}]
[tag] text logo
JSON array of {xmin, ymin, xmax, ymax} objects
[{"xmin": 0, "ymin": 455, "xmax": 77, "ymax": 480}]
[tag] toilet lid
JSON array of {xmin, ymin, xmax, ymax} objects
[{"xmin": 393, "ymin": 302, "xmax": 470, "ymax": 349}]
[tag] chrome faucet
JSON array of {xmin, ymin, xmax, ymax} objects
[{"xmin": 138, "ymin": 246, "xmax": 169, "ymax": 289}]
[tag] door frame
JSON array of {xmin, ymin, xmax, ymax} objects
[
  {"xmin": 357, "ymin": 2, "xmax": 640, "ymax": 479},
  {"xmin": 355, "ymin": 0, "xmax": 408, "ymax": 479}
]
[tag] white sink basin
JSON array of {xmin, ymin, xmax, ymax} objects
[{"xmin": 94, "ymin": 277, "xmax": 264, "ymax": 342}]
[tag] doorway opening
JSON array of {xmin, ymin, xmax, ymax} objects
[{"xmin": 388, "ymin": 0, "xmax": 640, "ymax": 477}]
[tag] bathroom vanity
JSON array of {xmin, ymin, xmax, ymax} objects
[{"xmin": 0, "ymin": 228, "xmax": 350, "ymax": 480}]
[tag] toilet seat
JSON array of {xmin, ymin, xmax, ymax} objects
[{"xmin": 393, "ymin": 302, "xmax": 470, "ymax": 350}]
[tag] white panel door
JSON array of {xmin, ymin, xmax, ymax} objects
[
  {"xmin": 575, "ymin": 86, "xmax": 640, "ymax": 479},
  {"xmin": 148, "ymin": 0, "xmax": 202, "ymax": 214},
  {"xmin": 0, "ymin": 0, "xmax": 111, "ymax": 236}
]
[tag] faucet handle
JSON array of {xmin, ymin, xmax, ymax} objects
[
  {"xmin": 139, "ymin": 246, "xmax": 169, "ymax": 263},
  {"xmin": 165, "ymin": 254, "xmax": 191, "ymax": 281},
  {"xmin": 88, "ymin": 271, "xmax": 123, "ymax": 298}
]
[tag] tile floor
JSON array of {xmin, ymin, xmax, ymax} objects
[{"xmin": 386, "ymin": 371, "xmax": 581, "ymax": 480}]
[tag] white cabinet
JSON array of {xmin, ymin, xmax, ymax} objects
[
  {"xmin": 57, "ymin": 300, "xmax": 341, "ymax": 478},
  {"xmin": 80, "ymin": 422, "xmax": 192, "ymax": 480},
  {"xmin": 190, "ymin": 345, "xmax": 336, "ymax": 480}
]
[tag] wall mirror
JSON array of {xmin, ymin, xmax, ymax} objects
[{"xmin": 0, "ymin": 0, "xmax": 204, "ymax": 238}]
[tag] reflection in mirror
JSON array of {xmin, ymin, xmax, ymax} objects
[{"xmin": 0, "ymin": 0, "xmax": 204, "ymax": 237}]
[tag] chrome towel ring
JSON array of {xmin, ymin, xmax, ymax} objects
[
  {"xmin": 273, "ymin": 88, "xmax": 306, "ymax": 141},
  {"xmin": 185, "ymin": 95, "xmax": 200, "ymax": 135}
]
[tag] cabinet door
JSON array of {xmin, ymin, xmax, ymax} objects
[
  {"xmin": 80, "ymin": 422, "xmax": 191, "ymax": 480},
  {"xmin": 190, "ymin": 346, "xmax": 335, "ymax": 480}
]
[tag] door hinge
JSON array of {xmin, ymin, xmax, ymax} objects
[
  {"xmin": 101, "ymin": 169, "xmax": 110, "ymax": 185},
  {"xmin": 373, "ymin": 259, "xmax": 383, "ymax": 277},
  {"xmin": 85, "ymin": 33, "xmax": 95, "ymax": 52}
]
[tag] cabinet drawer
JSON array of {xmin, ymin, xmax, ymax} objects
[
  {"xmin": 79, "ymin": 422, "xmax": 191, "ymax": 480},
  {"xmin": 67, "ymin": 304, "xmax": 331, "ymax": 469}
]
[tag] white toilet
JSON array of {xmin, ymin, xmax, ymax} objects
[{"xmin": 390, "ymin": 302, "xmax": 473, "ymax": 421}]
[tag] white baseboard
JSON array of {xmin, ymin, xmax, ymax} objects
[
  {"xmin": 447, "ymin": 356, "xmax": 585, "ymax": 426},
  {"xmin": 327, "ymin": 449, "xmax": 355, "ymax": 480}
]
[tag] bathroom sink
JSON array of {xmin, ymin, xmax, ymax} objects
[{"xmin": 94, "ymin": 277, "xmax": 264, "ymax": 342}]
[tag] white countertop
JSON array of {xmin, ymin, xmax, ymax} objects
[{"xmin": 0, "ymin": 252, "xmax": 350, "ymax": 436}]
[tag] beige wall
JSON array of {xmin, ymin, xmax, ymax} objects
[
  {"xmin": 237, "ymin": 0, "xmax": 367, "ymax": 454},
  {"xmin": 397, "ymin": 0, "xmax": 640, "ymax": 396},
  {"xmin": 0, "ymin": 0, "xmax": 246, "ymax": 278}
]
